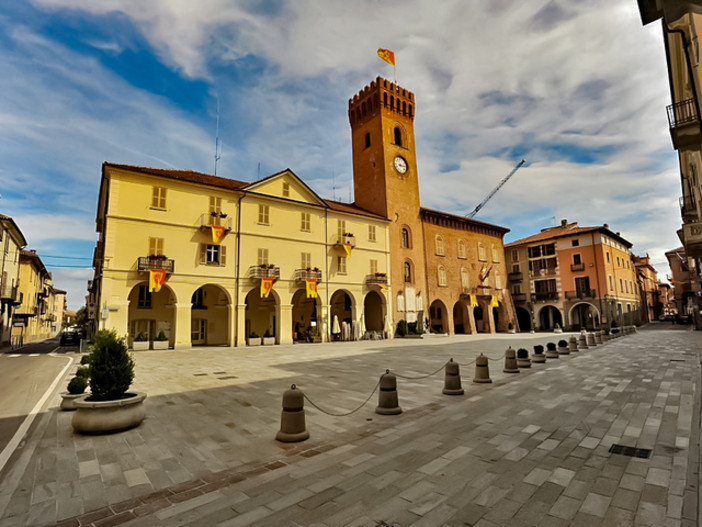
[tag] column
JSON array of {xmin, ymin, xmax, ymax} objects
[
  {"xmin": 236, "ymin": 304, "xmax": 246, "ymax": 347},
  {"xmin": 173, "ymin": 303, "xmax": 191, "ymax": 349},
  {"xmin": 279, "ymin": 304, "xmax": 292, "ymax": 345}
]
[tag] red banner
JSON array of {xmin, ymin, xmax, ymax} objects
[
  {"xmin": 260, "ymin": 277, "xmax": 274, "ymax": 298},
  {"xmin": 149, "ymin": 269, "xmax": 166, "ymax": 292}
]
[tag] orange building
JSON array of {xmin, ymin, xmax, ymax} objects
[
  {"xmin": 506, "ymin": 220, "xmax": 640, "ymax": 331},
  {"xmin": 349, "ymin": 77, "xmax": 515, "ymax": 334}
]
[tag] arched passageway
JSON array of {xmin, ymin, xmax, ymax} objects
[
  {"xmin": 128, "ymin": 282, "xmax": 176, "ymax": 349},
  {"xmin": 330, "ymin": 290, "xmax": 354, "ymax": 341},
  {"xmin": 291, "ymin": 289, "xmax": 320, "ymax": 343},
  {"xmin": 570, "ymin": 302, "xmax": 599, "ymax": 331},
  {"xmin": 191, "ymin": 284, "xmax": 230, "ymax": 346},
  {"xmin": 363, "ymin": 291, "xmax": 385, "ymax": 338},
  {"xmin": 538, "ymin": 305, "xmax": 563, "ymax": 331},
  {"xmin": 453, "ymin": 301, "xmax": 470, "ymax": 334},
  {"xmin": 245, "ymin": 288, "xmax": 278, "ymax": 344},
  {"xmin": 429, "ymin": 299, "xmax": 448, "ymax": 333},
  {"xmin": 516, "ymin": 307, "xmax": 531, "ymax": 332},
  {"xmin": 474, "ymin": 306, "xmax": 486, "ymax": 333}
]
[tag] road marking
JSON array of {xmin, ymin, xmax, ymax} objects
[
  {"xmin": 8, "ymin": 355, "xmax": 20, "ymax": 358},
  {"xmin": 0, "ymin": 355, "xmax": 73, "ymax": 475},
  {"xmin": 28, "ymin": 354, "xmax": 39, "ymax": 357}
]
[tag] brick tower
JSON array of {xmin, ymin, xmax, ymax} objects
[{"xmin": 349, "ymin": 77, "xmax": 426, "ymax": 327}]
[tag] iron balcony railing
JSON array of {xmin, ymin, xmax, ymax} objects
[
  {"xmin": 366, "ymin": 273, "xmax": 388, "ymax": 285},
  {"xmin": 570, "ymin": 263, "xmax": 585, "ymax": 272},
  {"xmin": 511, "ymin": 293, "xmax": 527, "ymax": 302},
  {"xmin": 294, "ymin": 268, "xmax": 323, "ymax": 282},
  {"xmin": 199, "ymin": 212, "xmax": 233, "ymax": 230},
  {"xmin": 565, "ymin": 289, "xmax": 597, "ymax": 300},
  {"xmin": 334, "ymin": 234, "xmax": 356, "ymax": 248},
  {"xmin": 0, "ymin": 283, "xmax": 18, "ymax": 301},
  {"xmin": 532, "ymin": 291, "xmax": 559, "ymax": 301},
  {"xmin": 249, "ymin": 265, "xmax": 280, "ymax": 280},
  {"xmin": 667, "ymin": 98, "xmax": 699, "ymax": 129},
  {"xmin": 137, "ymin": 256, "xmax": 175, "ymax": 273},
  {"xmin": 508, "ymin": 271, "xmax": 523, "ymax": 281},
  {"xmin": 529, "ymin": 268, "xmax": 557, "ymax": 277}
]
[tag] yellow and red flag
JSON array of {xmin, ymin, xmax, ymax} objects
[
  {"xmin": 306, "ymin": 279, "xmax": 318, "ymax": 299},
  {"xmin": 149, "ymin": 269, "xmax": 166, "ymax": 293},
  {"xmin": 343, "ymin": 242, "xmax": 352, "ymax": 257},
  {"xmin": 211, "ymin": 225, "xmax": 226, "ymax": 244},
  {"xmin": 377, "ymin": 48, "xmax": 395, "ymax": 66},
  {"xmin": 260, "ymin": 277, "xmax": 274, "ymax": 298},
  {"xmin": 470, "ymin": 294, "xmax": 478, "ymax": 307},
  {"xmin": 491, "ymin": 295, "xmax": 499, "ymax": 307}
]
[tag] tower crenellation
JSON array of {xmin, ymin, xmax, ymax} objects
[{"xmin": 348, "ymin": 77, "xmax": 415, "ymax": 127}]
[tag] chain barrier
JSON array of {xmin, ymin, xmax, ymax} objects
[
  {"xmin": 391, "ymin": 362, "xmax": 448, "ymax": 380},
  {"xmin": 486, "ymin": 352, "xmax": 507, "ymax": 362},
  {"xmin": 302, "ymin": 378, "xmax": 381, "ymax": 417}
]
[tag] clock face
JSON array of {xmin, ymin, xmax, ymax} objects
[{"xmin": 394, "ymin": 156, "xmax": 408, "ymax": 174}]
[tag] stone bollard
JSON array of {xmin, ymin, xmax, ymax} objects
[
  {"xmin": 532, "ymin": 344, "xmax": 546, "ymax": 364},
  {"xmin": 517, "ymin": 348, "xmax": 531, "ymax": 368},
  {"xmin": 578, "ymin": 334, "xmax": 589, "ymax": 350},
  {"xmin": 376, "ymin": 370, "xmax": 402, "ymax": 415},
  {"xmin": 443, "ymin": 359, "xmax": 464, "ymax": 395},
  {"xmin": 595, "ymin": 331, "xmax": 603, "ymax": 345},
  {"xmin": 569, "ymin": 336, "xmax": 579, "ymax": 353},
  {"xmin": 503, "ymin": 347, "xmax": 519, "ymax": 374},
  {"xmin": 587, "ymin": 333, "xmax": 596, "ymax": 347},
  {"xmin": 557, "ymin": 339, "xmax": 570, "ymax": 355},
  {"xmin": 545, "ymin": 342, "xmax": 559, "ymax": 359},
  {"xmin": 275, "ymin": 384, "xmax": 310, "ymax": 443},
  {"xmin": 473, "ymin": 354, "xmax": 492, "ymax": 383}
]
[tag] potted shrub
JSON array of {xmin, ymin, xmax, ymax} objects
[
  {"xmin": 153, "ymin": 330, "xmax": 169, "ymax": 350},
  {"xmin": 248, "ymin": 331, "xmax": 261, "ymax": 346},
  {"xmin": 553, "ymin": 323, "xmax": 562, "ymax": 334},
  {"xmin": 132, "ymin": 332, "xmax": 149, "ymax": 351},
  {"xmin": 263, "ymin": 329, "xmax": 275, "ymax": 346},
  {"xmin": 72, "ymin": 330, "xmax": 146, "ymax": 434},
  {"xmin": 507, "ymin": 322, "xmax": 516, "ymax": 334},
  {"xmin": 60, "ymin": 375, "xmax": 88, "ymax": 411},
  {"xmin": 396, "ymin": 320, "xmax": 408, "ymax": 337}
]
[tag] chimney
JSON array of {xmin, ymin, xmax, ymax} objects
[
  {"xmin": 603, "ymin": 223, "xmax": 609, "ymax": 229},
  {"xmin": 560, "ymin": 219, "xmax": 567, "ymax": 228}
]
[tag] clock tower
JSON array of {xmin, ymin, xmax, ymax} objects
[{"xmin": 349, "ymin": 77, "xmax": 426, "ymax": 326}]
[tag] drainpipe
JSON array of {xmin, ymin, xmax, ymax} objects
[
  {"xmin": 324, "ymin": 208, "xmax": 330, "ymax": 342},
  {"xmin": 234, "ymin": 192, "xmax": 245, "ymax": 346},
  {"xmin": 591, "ymin": 232, "xmax": 605, "ymax": 329}
]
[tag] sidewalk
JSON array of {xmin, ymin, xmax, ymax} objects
[{"xmin": 0, "ymin": 329, "xmax": 699, "ymax": 526}]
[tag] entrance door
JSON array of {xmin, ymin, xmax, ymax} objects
[{"xmin": 191, "ymin": 319, "xmax": 207, "ymax": 345}]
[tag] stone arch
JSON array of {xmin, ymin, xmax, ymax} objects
[
  {"xmin": 453, "ymin": 300, "xmax": 472, "ymax": 334},
  {"xmin": 291, "ymin": 288, "xmax": 321, "ymax": 343},
  {"xmin": 245, "ymin": 287, "xmax": 280, "ymax": 345},
  {"xmin": 363, "ymin": 290, "xmax": 385, "ymax": 337},
  {"xmin": 128, "ymin": 282, "xmax": 177, "ymax": 349},
  {"xmin": 190, "ymin": 284, "xmax": 231, "ymax": 346},
  {"xmin": 516, "ymin": 307, "xmax": 531, "ymax": 332},
  {"xmin": 429, "ymin": 299, "xmax": 448, "ymax": 333},
  {"xmin": 568, "ymin": 302, "xmax": 600, "ymax": 331},
  {"xmin": 474, "ymin": 305, "xmax": 486, "ymax": 333},
  {"xmin": 330, "ymin": 289, "xmax": 355, "ymax": 341},
  {"xmin": 538, "ymin": 305, "xmax": 563, "ymax": 331}
]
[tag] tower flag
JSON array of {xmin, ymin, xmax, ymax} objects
[{"xmin": 377, "ymin": 48, "xmax": 396, "ymax": 82}]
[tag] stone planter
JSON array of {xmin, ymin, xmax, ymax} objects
[
  {"xmin": 263, "ymin": 337, "xmax": 275, "ymax": 346},
  {"xmin": 72, "ymin": 392, "xmax": 147, "ymax": 434},
  {"xmin": 152, "ymin": 340, "xmax": 169, "ymax": 350},
  {"xmin": 60, "ymin": 392, "xmax": 85, "ymax": 411},
  {"xmin": 247, "ymin": 338, "xmax": 261, "ymax": 347},
  {"xmin": 132, "ymin": 341, "xmax": 149, "ymax": 351}
]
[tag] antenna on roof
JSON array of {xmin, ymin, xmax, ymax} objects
[
  {"xmin": 257, "ymin": 162, "xmax": 261, "ymax": 180},
  {"xmin": 214, "ymin": 97, "xmax": 221, "ymax": 175},
  {"xmin": 332, "ymin": 171, "xmax": 336, "ymax": 201}
]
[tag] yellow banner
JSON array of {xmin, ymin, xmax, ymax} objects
[
  {"xmin": 377, "ymin": 48, "xmax": 395, "ymax": 66},
  {"xmin": 491, "ymin": 295, "xmax": 499, "ymax": 307},
  {"xmin": 260, "ymin": 277, "xmax": 274, "ymax": 298},
  {"xmin": 211, "ymin": 225, "xmax": 226, "ymax": 244},
  {"xmin": 149, "ymin": 269, "xmax": 166, "ymax": 293},
  {"xmin": 470, "ymin": 294, "xmax": 478, "ymax": 307},
  {"xmin": 306, "ymin": 279, "xmax": 318, "ymax": 299},
  {"xmin": 343, "ymin": 242, "xmax": 352, "ymax": 257}
]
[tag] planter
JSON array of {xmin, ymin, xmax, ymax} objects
[
  {"xmin": 263, "ymin": 337, "xmax": 275, "ymax": 346},
  {"xmin": 132, "ymin": 341, "xmax": 149, "ymax": 351},
  {"xmin": 72, "ymin": 392, "xmax": 147, "ymax": 434},
  {"xmin": 152, "ymin": 340, "xmax": 169, "ymax": 350},
  {"xmin": 554, "ymin": 328, "xmax": 563, "ymax": 334},
  {"xmin": 247, "ymin": 338, "xmax": 261, "ymax": 347},
  {"xmin": 60, "ymin": 392, "xmax": 85, "ymax": 411}
]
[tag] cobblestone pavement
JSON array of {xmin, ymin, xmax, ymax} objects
[{"xmin": 0, "ymin": 328, "xmax": 699, "ymax": 526}]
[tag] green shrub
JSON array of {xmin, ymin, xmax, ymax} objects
[
  {"xmin": 134, "ymin": 332, "xmax": 148, "ymax": 342},
  {"xmin": 67, "ymin": 376, "xmax": 87, "ymax": 395},
  {"xmin": 249, "ymin": 332, "xmax": 259, "ymax": 339},
  {"xmin": 263, "ymin": 329, "xmax": 273, "ymax": 338},
  {"xmin": 558, "ymin": 340, "xmax": 568, "ymax": 348},
  {"xmin": 407, "ymin": 321, "xmax": 418, "ymax": 334},
  {"xmin": 396, "ymin": 320, "xmax": 408, "ymax": 337},
  {"xmin": 76, "ymin": 366, "xmax": 90, "ymax": 378},
  {"xmin": 533, "ymin": 344, "xmax": 544, "ymax": 354},
  {"xmin": 88, "ymin": 330, "xmax": 135, "ymax": 401},
  {"xmin": 154, "ymin": 331, "xmax": 168, "ymax": 341},
  {"xmin": 517, "ymin": 348, "xmax": 529, "ymax": 359},
  {"xmin": 80, "ymin": 354, "xmax": 92, "ymax": 365}
]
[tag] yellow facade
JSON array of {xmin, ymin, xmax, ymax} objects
[
  {"xmin": 92, "ymin": 164, "xmax": 391, "ymax": 349},
  {"xmin": 15, "ymin": 250, "xmax": 60, "ymax": 342},
  {"xmin": 1, "ymin": 214, "xmax": 26, "ymax": 346}
]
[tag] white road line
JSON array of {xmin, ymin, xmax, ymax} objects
[
  {"xmin": 7, "ymin": 355, "xmax": 20, "ymax": 358},
  {"xmin": 0, "ymin": 355, "xmax": 73, "ymax": 475},
  {"xmin": 28, "ymin": 354, "xmax": 39, "ymax": 357}
]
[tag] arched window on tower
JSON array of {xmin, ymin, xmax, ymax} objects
[
  {"xmin": 404, "ymin": 260, "xmax": 413, "ymax": 283},
  {"xmin": 401, "ymin": 227, "xmax": 411, "ymax": 249},
  {"xmin": 394, "ymin": 127, "xmax": 403, "ymax": 147},
  {"xmin": 384, "ymin": 92, "xmax": 388, "ymax": 107},
  {"xmin": 402, "ymin": 101, "xmax": 406, "ymax": 115},
  {"xmin": 364, "ymin": 132, "xmax": 371, "ymax": 149},
  {"xmin": 361, "ymin": 102, "xmax": 367, "ymax": 117},
  {"xmin": 408, "ymin": 104, "xmax": 413, "ymax": 118},
  {"xmin": 438, "ymin": 265, "xmax": 447, "ymax": 287},
  {"xmin": 435, "ymin": 235, "xmax": 445, "ymax": 256}
]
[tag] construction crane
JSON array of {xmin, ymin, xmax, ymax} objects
[{"xmin": 466, "ymin": 159, "xmax": 525, "ymax": 218}]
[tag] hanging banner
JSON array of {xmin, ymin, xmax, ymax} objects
[
  {"xmin": 491, "ymin": 295, "xmax": 499, "ymax": 307},
  {"xmin": 377, "ymin": 48, "xmax": 396, "ymax": 66},
  {"xmin": 149, "ymin": 269, "xmax": 166, "ymax": 293},
  {"xmin": 343, "ymin": 243, "xmax": 352, "ymax": 257},
  {"xmin": 211, "ymin": 225, "xmax": 226, "ymax": 244},
  {"xmin": 306, "ymin": 279, "xmax": 318, "ymax": 299},
  {"xmin": 470, "ymin": 294, "xmax": 478, "ymax": 307},
  {"xmin": 260, "ymin": 277, "xmax": 274, "ymax": 298}
]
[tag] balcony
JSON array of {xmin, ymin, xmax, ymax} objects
[
  {"xmin": 532, "ymin": 291, "xmax": 559, "ymax": 302},
  {"xmin": 476, "ymin": 285, "xmax": 492, "ymax": 296},
  {"xmin": 334, "ymin": 233, "xmax": 356, "ymax": 248},
  {"xmin": 294, "ymin": 268, "xmax": 323, "ymax": 282},
  {"xmin": 530, "ymin": 268, "xmax": 556, "ymax": 278},
  {"xmin": 0, "ymin": 283, "xmax": 18, "ymax": 302},
  {"xmin": 366, "ymin": 272, "xmax": 388, "ymax": 286},
  {"xmin": 249, "ymin": 265, "xmax": 280, "ymax": 280},
  {"xmin": 570, "ymin": 263, "xmax": 585, "ymax": 272},
  {"xmin": 681, "ymin": 220, "xmax": 702, "ymax": 258},
  {"xmin": 137, "ymin": 256, "xmax": 175, "ymax": 273},
  {"xmin": 508, "ymin": 271, "xmax": 523, "ymax": 282},
  {"xmin": 667, "ymin": 98, "xmax": 701, "ymax": 149},
  {"xmin": 199, "ymin": 212, "xmax": 233, "ymax": 230},
  {"xmin": 565, "ymin": 289, "xmax": 597, "ymax": 300},
  {"xmin": 512, "ymin": 292, "xmax": 527, "ymax": 302},
  {"xmin": 680, "ymin": 195, "xmax": 698, "ymax": 221}
]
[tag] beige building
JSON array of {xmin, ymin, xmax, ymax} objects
[
  {"xmin": 665, "ymin": 246, "xmax": 699, "ymax": 321},
  {"xmin": 638, "ymin": 0, "xmax": 702, "ymax": 328},
  {"xmin": 89, "ymin": 164, "xmax": 392, "ymax": 349},
  {"xmin": 0, "ymin": 213, "xmax": 27, "ymax": 346},
  {"xmin": 506, "ymin": 220, "xmax": 640, "ymax": 331},
  {"xmin": 633, "ymin": 254, "xmax": 661, "ymax": 323}
]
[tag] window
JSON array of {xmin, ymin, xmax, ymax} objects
[
  {"xmin": 624, "ymin": 280, "xmax": 629, "ymax": 293},
  {"xmin": 300, "ymin": 212, "xmax": 310, "ymax": 232},
  {"xmin": 301, "ymin": 252, "xmax": 311, "ymax": 269},
  {"xmin": 461, "ymin": 267, "xmax": 469, "ymax": 289},
  {"xmin": 368, "ymin": 225, "xmax": 376, "ymax": 242},
  {"xmin": 511, "ymin": 249, "xmax": 519, "ymax": 262},
  {"xmin": 512, "ymin": 264, "xmax": 520, "ymax": 273},
  {"xmin": 401, "ymin": 227, "xmax": 411, "ymax": 249},
  {"xmin": 404, "ymin": 261, "xmax": 412, "ymax": 283},
  {"xmin": 512, "ymin": 284, "xmax": 522, "ymax": 295},
  {"xmin": 575, "ymin": 276, "xmax": 590, "ymax": 294},
  {"xmin": 337, "ymin": 220, "xmax": 346, "ymax": 239},
  {"xmin": 573, "ymin": 253, "xmax": 582, "ymax": 265},
  {"xmin": 148, "ymin": 237, "xmax": 164, "ymax": 256},
  {"xmin": 151, "ymin": 186, "xmax": 167, "ymax": 209},
  {"xmin": 337, "ymin": 255, "xmax": 347, "ymax": 274},
  {"xmin": 435, "ymin": 235, "xmax": 445, "ymax": 256},
  {"xmin": 258, "ymin": 204, "xmax": 270, "ymax": 225},
  {"xmin": 364, "ymin": 132, "xmax": 371, "ymax": 149},
  {"xmin": 609, "ymin": 275, "xmax": 613, "ymax": 290},
  {"xmin": 457, "ymin": 240, "xmax": 467, "ymax": 259},
  {"xmin": 616, "ymin": 257, "xmax": 620, "ymax": 267},
  {"xmin": 209, "ymin": 196, "xmax": 222, "ymax": 226},
  {"xmin": 620, "ymin": 278, "xmax": 623, "ymax": 291},
  {"xmin": 492, "ymin": 246, "xmax": 499, "ymax": 262},
  {"xmin": 192, "ymin": 289, "xmax": 205, "ymax": 307},
  {"xmin": 528, "ymin": 246, "xmax": 541, "ymax": 258},
  {"xmin": 394, "ymin": 126, "xmax": 403, "ymax": 147},
  {"xmin": 257, "ymin": 248, "xmax": 269, "ymax": 266},
  {"xmin": 282, "ymin": 182, "xmax": 290, "ymax": 197},
  {"xmin": 137, "ymin": 285, "xmax": 152, "ymax": 308},
  {"xmin": 606, "ymin": 252, "xmax": 610, "ymax": 263},
  {"xmin": 201, "ymin": 244, "xmax": 226, "ymax": 265},
  {"xmin": 572, "ymin": 239, "xmax": 579, "ymax": 247},
  {"xmin": 478, "ymin": 243, "xmax": 486, "ymax": 261},
  {"xmin": 370, "ymin": 259, "xmax": 378, "ymax": 274},
  {"xmin": 438, "ymin": 265, "xmax": 447, "ymax": 286}
]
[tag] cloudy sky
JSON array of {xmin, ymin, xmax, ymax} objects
[{"xmin": 0, "ymin": 0, "xmax": 680, "ymax": 309}]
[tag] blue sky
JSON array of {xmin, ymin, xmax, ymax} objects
[{"xmin": 0, "ymin": 0, "xmax": 682, "ymax": 309}]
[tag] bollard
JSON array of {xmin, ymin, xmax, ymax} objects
[
  {"xmin": 376, "ymin": 370, "xmax": 402, "ymax": 415},
  {"xmin": 633, "ymin": 325, "xmax": 638, "ymax": 334},
  {"xmin": 595, "ymin": 331, "xmax": 603, "ymax": 345},
  {"xmin": 578, "ymin": 334, "xmax": 589, "ymax": 350},
  {"xmin": 473, "ymin": 354, "xmax": 492, "ymax": 383},
  {"xmin": 443, "ymin": 359, "xmax": 464, "ymax": 395},
  {"xmin": 568, "ymin": 336, "xmax": 579, "ymax": 353},
  {"xmin": 503, "ymin": 347, "xmax": 519, "ymax": 374},
  {"xmin": 545, "ymin": 342, "xmax": 559, "ymax": 359},
  {"xmin": 517, "ymin": 348, "xmax": 531, "ymax": 368},
  {"xmin": 586, "ymin": 333, "xmax": 596, "ymax": 347},
  {"xmin": 275, "ymin": 384, "xmax": 310, "ymax": 443},
  {"xmin": 557, "ymin": 339, "xmax": 570, "ymax": 355},
  {"xmin": 531, "ymin": 344, "xmax": 546, "ymax": 364}
]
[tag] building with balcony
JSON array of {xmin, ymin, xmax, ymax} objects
[
  {"xmin": 506, "ymin": 220, "xmax": 640, "ymax": 331},
  {"xmin": 13, "ymin": 250, "xmax": 59, "ymax": 343},
  {"xmin": 633, "ymin": 254, "xmax": 661, "ymax": 323},
  {"xmin": 665, "ymin": 246, "xmax": 700, "ymax": 323},
  {"xmin": 637, "ymin": 0, "xmax": 702, "ymax": 328},
  {"xmin": 0, "ymin": 213, "xmax": 27, "ymax": 347}
]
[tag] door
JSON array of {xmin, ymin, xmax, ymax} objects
[{"xmin": 191, "ymin": 319, "xmax": 207, "ymax": 345}]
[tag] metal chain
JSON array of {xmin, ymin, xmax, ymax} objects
[
  {"xmin": 487, "ymin": 352, "xmax": 507, "ymax": 362},
  {"xmin": 302, "ymin": 378, "xmax": 381, "ymax": 417},
  {"xmin": 391, "ymin": 362, "xmax": 448, "ymax": 380}
]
